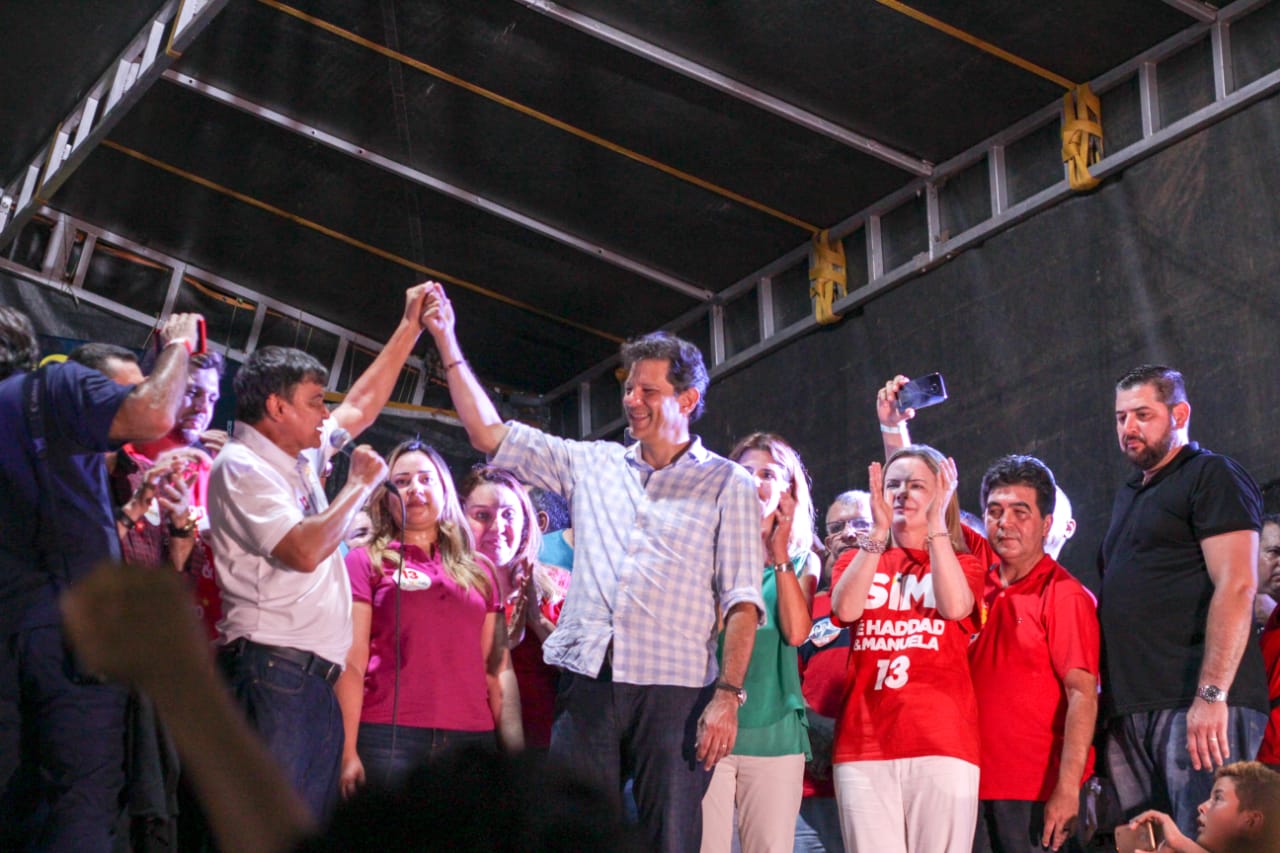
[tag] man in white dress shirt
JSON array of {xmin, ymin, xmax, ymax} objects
[{"xmin": 206, "ymin": 284, "xmax": 430, "ymax": 817}]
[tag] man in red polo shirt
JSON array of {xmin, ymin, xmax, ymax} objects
[
  {"xmin": 969, "ymin": 455, "xmax": 1100, "ymax": 853},
  {"xmin": 1255, "ymin": 515, "xmax": 1280, "ymax": 768}
]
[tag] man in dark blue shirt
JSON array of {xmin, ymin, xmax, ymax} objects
[{"xmin": 0, "ymin": 306, "xmax": 203, "ymax": 851}]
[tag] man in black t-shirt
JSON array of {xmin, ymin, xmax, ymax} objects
[{"xmin": 1099, "ymin": 364, "xmax": 1268, "ymax": 839}]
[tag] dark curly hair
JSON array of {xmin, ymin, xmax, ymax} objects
[{"xmin": 619, "ymin": 331, "xmax": 709, "ymax": 421}]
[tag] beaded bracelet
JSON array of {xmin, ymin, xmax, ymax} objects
[
  {"xmin": 115, "ymin": 505, "xmax": 144, "ymax": 532},
  {"xmin": 855, "ymin": 532, "xmax": 888, "ymax": 553}
]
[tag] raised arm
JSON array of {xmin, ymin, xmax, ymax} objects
[
  {"xmin": 420, "ymin": 282, "xmax": 509, "ymax": 454},
  {"xmin": 1186, "ymin": 528, "xmax": 1259, "ymax": 770},
  {"xmin": 109, "ymin": 313, "xmax": 202, "ymax": 442},
  {"xmin": 831, "ymin": 462, "xmax": 891, "ymax": 624},
  {"xmin": 925, "ymin": 456, "xmax": 974, "ymax": 621},
  {"xmin": 876, "ymin": 374, "xmax": 914, "ymax": 460},
  {"xmin": 331, "ymin": 284, "xmax": 430, "ymax": 439},
  {"xmin": 769, "ymin": 491, "xmax": 815, "ymax": 646}
]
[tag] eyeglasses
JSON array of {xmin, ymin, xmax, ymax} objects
[{"xmin": 825, "ymin": 518, "xmax": 872, "ymax": 536}]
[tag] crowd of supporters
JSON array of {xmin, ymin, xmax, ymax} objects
[{"xmin": 2, "ymin": 284, "xmax": 1279, "ymax": 853}]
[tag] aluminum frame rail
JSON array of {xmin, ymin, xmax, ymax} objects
[
  {"xmin": 0, "ymin": 0, "xmax": 231, "ymax": 250},
  {"xmin": 159, "ymin": 70, "xmax": 714, "ymax": 304},
  {"xmin": 511, "ymin": 0, "xmax": 933, "ymax": 177},
  {"xmin": 551, "ymin": 0, "xmax": 1280, "ymax": 440},
  {"xmin": 0, "ymin": 205, "xmax": 463, "ymax": 427}
]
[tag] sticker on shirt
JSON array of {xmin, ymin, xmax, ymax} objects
[
  {"xmin": 806, "ymin": 617, "xmax": 843, "ymax": 648},
  {"xmin": 389, "ymin": 565, "xmax": 433, "ymax": 591}
]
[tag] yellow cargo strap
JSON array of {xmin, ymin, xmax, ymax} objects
[
  {"xmin": 809, "ymin": 230, "xmax": 848, "ymax": 325},
  {"xmin": 1062, "ymin": 84, "xmax": 1103, "ymax": 191}
]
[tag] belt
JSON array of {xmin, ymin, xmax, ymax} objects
[{"xmin": 219, "ymin": 637, "xmax": 342, "ymax": 686}]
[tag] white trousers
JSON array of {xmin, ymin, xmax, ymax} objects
[
  {"xmin": 700, "ymin": 753, "xmax": 806, "ymax": 853},
  {"xmin": 833, "ymin": 756, "xmax": 979, "ymax": 853}
]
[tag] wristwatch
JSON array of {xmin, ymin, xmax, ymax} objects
[
  {"xmin": 715, "ymin": 679, "xmax": 747, "ymax": 707},
  {"xmin": 1197, "ymin": 684, "xmax": 1228, "ymax": 704}
]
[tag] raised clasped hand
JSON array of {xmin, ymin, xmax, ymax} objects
[{"xmin": 418, "ymin": 281, "xmax": 454, "ymax": 340}]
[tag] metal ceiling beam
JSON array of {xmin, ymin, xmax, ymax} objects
[
  {"xmin": 0, "ymin": 0, "xmax": 231, "ymax": 250},
  {"xmin": 511, "ymin": 0, "xmax": 934, "ymax": 178},
  {"xmin": 537, "ymin": 0, "xmax": 1280, "ymax": 438},
  {"xmin": 1162, "ymin": 0, "xmax": 1219, "ymax": 21},
  {"xmin": 0, "ymin": 204, "xmax": 467, "ymax": 427},
  {"xmin": 161, "ymin": 71, "xmax": 714, "ymax": 304}
]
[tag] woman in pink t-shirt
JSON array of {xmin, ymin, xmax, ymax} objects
[
  {"xmin": 336, "ymin": 441, "xmax": 521, "ymax": 797},
  {"xmin": 460, "ymin": 465, "xmax": 570, "ymax": 751}
]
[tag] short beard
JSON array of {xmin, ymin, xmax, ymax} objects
[{"xmin": 1124, "ymin": 433, "xmax": 1173, "ymax": 471}]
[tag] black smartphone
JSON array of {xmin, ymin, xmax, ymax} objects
[{"xmin": 897, "ymin": 372, "xmax": 948, "ymax": 413}]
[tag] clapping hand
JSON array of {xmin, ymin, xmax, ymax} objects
[{"xmin": 927, "ymin": 456, "xmax": 959, "ymax": 530}]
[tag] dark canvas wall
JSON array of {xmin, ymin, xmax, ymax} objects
[
  {"xmin": 5, "ymin": 91, "xmax": 1279, "ymax": 591},
  {"xmin": 698, "ymin": 91, "xmax": 1280, "ymax": 592}
]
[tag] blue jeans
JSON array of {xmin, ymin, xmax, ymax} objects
[
  {"xmin": 217, "ymin": 642, "xmax": 343, "ymax": 820},
  {"xmin": 1106, "ymin": 706, "xmax": 1266, "ymax": 838},
  {"xmin": 549, "ymin": 671, "xmax": 714, "ymax": 853},
  {"xmin": 357, "ymin": 722, "xmax": 494, "ymax": 789},
  {"xmin": 795, "ymin": 796, "xmax": 845, "ymax": 852},
  {"xmin": 0, "ymin": 622, "xmax": 127, "ymax": 852}
]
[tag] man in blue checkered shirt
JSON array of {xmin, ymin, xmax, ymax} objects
[{"xmin": 422, "ymin": 282, "xmax": 764, "ymax": 852}]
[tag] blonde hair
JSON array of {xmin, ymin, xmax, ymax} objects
[
  {"xmin": 884, "ymin": 444, "xmax": 968, "ymax": 553},
  {"xmin": 728, "ymin": 432, "xmax": 816, "ymax": 557},
  {"xmin": 364, "ymin": 440, "xmax": 490, "ymax": 596},
  {"xmin": 460, "ymin": 465, "xmax": 561, "ymax": 603}
]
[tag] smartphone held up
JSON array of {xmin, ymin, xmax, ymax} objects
[{"xmin": 897, "ymin": 372, "xmax": 948, "ymax": 414}]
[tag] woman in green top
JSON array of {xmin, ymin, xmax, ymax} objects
[{"xmin": 701, "ymin": 432, "xmax": 819, "ymax": 853}]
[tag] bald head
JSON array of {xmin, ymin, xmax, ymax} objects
[{"xmin": 1045, "ymin": 486, "xmax": 1076, "ymax": 560}]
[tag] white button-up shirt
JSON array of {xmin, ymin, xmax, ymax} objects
[
  {"xmin": 494, "ymin": 421, "xmax": 764, "ymax": 688},
  {"xmin": 206, "ymin": 418, "xmax": 351, "ymax": 666}
]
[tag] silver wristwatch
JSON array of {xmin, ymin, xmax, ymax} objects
[
  {"xmin": 715, "ymin": 679, "xmax": 747, "ymax": 706},
  {"xmin": 1196, "ymin": 684, "xmax": 1228, "ymax": 704}
]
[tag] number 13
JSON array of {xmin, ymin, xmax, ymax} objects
[{"xmin": 874, "ymin": 655, "xmax": 910, "ymax": 690}]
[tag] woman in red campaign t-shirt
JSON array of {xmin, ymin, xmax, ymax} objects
[
  {"xmin": 461, "ymin": 465, "xmax": 570, "ymax": 752},
  {"xmin": 336, "ymin": 441, "xmax": 519, "ymax": 798},
  {"xmin": 828, "ymin": 445, "xmax": 985, "ymax": 853}
]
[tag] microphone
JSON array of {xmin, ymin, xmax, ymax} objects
[
  {"xmin": 329, "ymin": 428, "xmax": 353, "ymax": 454},
  {"xmin": 330, "ymin": 428, "xmax": 397, "ymax": 493}
]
